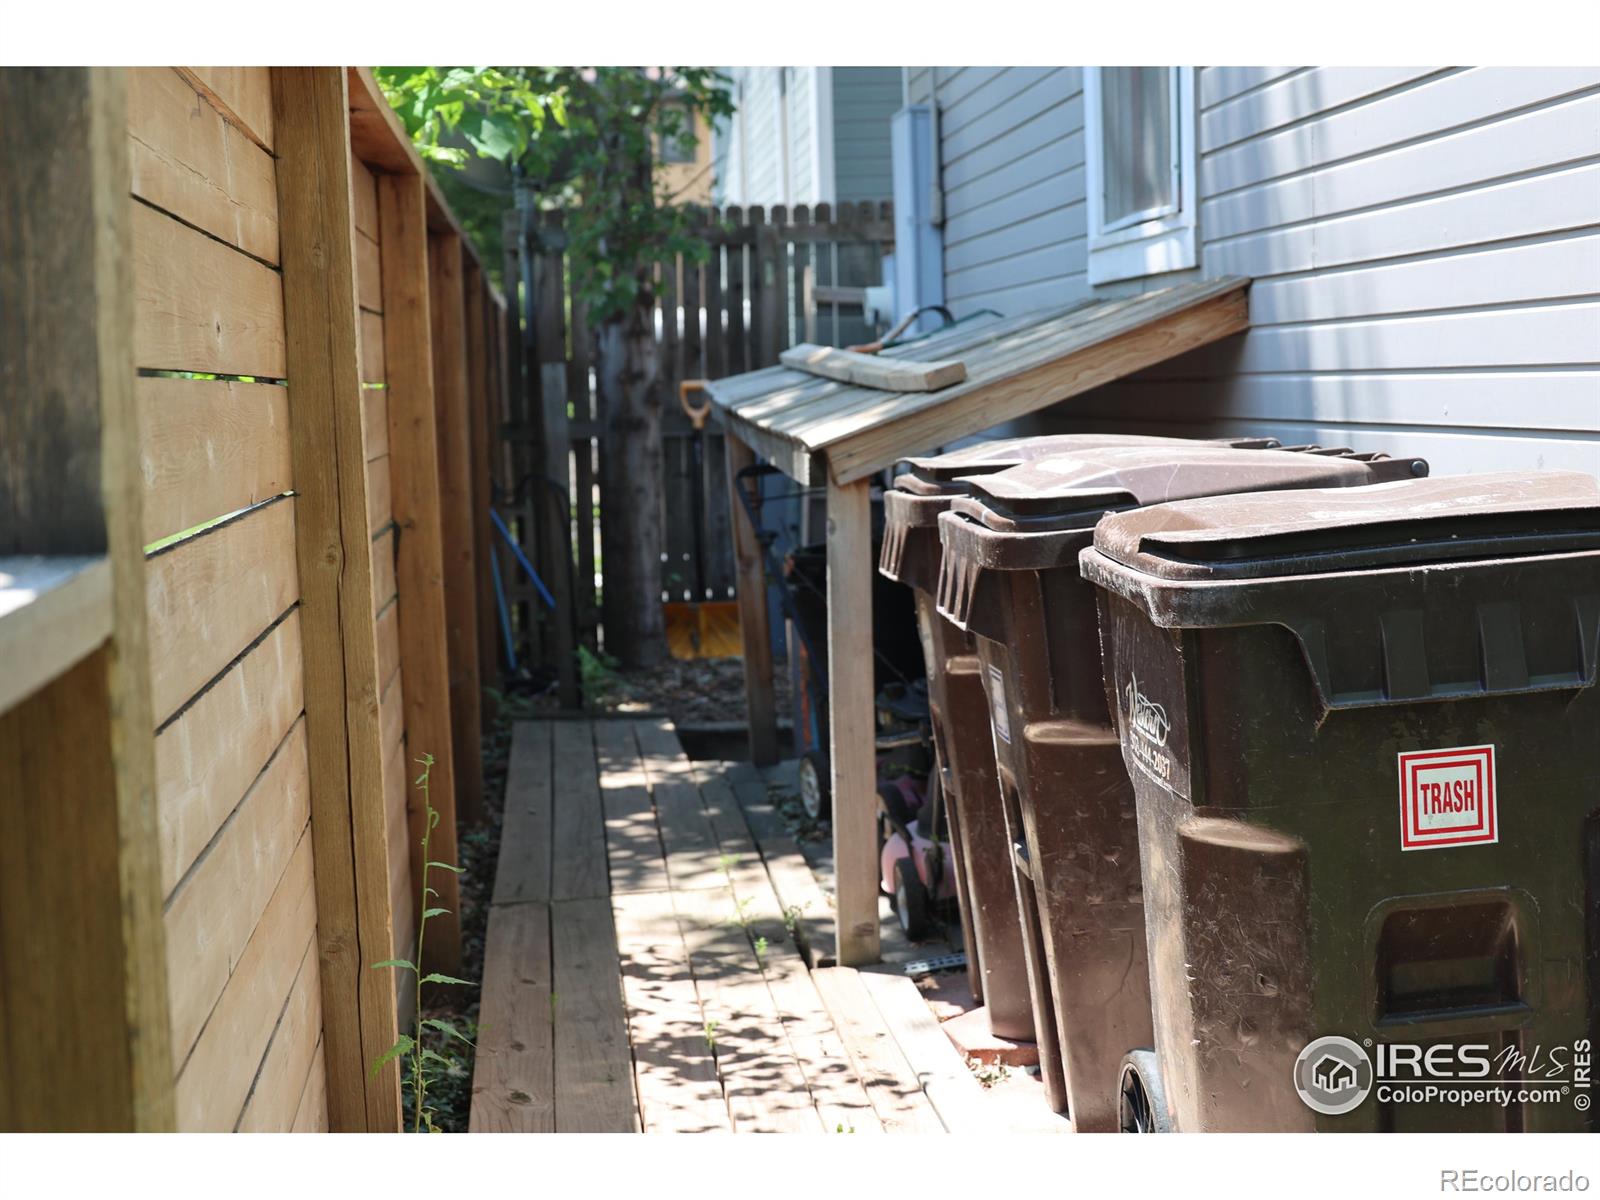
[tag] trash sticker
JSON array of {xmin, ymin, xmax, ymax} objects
[
  {"xmin": 1123, "ymin": 673, "xmax": 1173, "ymax": 790},
  {"xmin": 987, "ymin": 663, "xmax": 1011, "ymax": 745},
  {"xmin": 1397, "ymin": 744, "xmax": 1497, "ymax": 851}
]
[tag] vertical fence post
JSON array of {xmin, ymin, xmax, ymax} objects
[
  {"xmin": 428, "ymin": 232, "xmax": 485, "ymax": 824},
  {"xmin": 270, "ymin": 65, "xmax": 401, "ymax": 1131},
  {"xmin": 725, "ymin": 432, "xmax": 779, "ymax": 765},
  {"xmin": 0, "ymin": 65, "xmax": 176, "ymax": 1132},
  {"xmin": 532, "ymin": 214, "xmax": 580, "ymax": 707},
  {"xmin": 464, "ymin": 265, "xmax": 499, "ymax": 718},
  {"xmin": 567, "ymin": 275, "xmax": 599, "ymax": 651},
  {"xmin": 376, "ymin": 171, "xmax": 463, "ymax": 974}
]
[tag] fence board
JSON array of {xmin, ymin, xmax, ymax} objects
[
  {"xmin": 235, "ymin": 933, "xmax": 323, "ymax": 1132},
  {"xmin": 145, "ymin": 496, "xmax": 298, "ymax": 727},
  {"xmin": 370, "ymin": 525, "xmax": 397, "ymax": 614},
  {"xmin": 361, "ymin": 387, "xmax": 389, "ymax": 461},
  {"xmin": 136, "ymin": 376, "xmax": 292, "ymax": 546},
  {"xmin": 154, "ymin": 610, "xmax": 303, "ymax": 896},
  {"xmin": 290, "ymin": 1041, "xmax": 329, "ymax": 1131},
  {"xmin": 355, "ymin": 229, "xmax": 383, "ymax": 313},
  {"xmin": 163, "ymin": 717, "xmax": 311, "ymax": 1061},
  {"xmin": 375, "ymin": 597, "xmax": 400, "ymax": 689},
  {"xmin": 129, "ymin": 68, "xmax": 278, "ymax": 264},
  {"xmin": 172, "ymin": 829, "xmax": 315, "ymax": 1129},
  {"xmin": 178, "ymin": 67, "xmax": 275, "ymax": 151},
  {"xmin": 131, "ymin": 200, "xmax": 286, "ymax": 377},
  {"xmin": 360, "ymin": 309, "xmax": 386, "ymax": 384},
  {"xmin": 349, "ymin": 154, "xmax": 379, "ymax": 242},
  {"xmin": 365, "ymin": 453, "xmax": 392, "ymax": 535}
]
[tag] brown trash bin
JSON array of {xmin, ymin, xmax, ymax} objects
[
  {"xmin": 881, "ymin": 433, "xmax": 1277, "ymax": 1103},
  {"xmin": 1080, "ymin": 471, "xmax": 1599, "ymax": 1132},
  {"xmin": 935, "ymin": 443, "xmax": 1427, "ymax": 1129}
]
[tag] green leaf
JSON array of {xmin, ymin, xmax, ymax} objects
[
  {"xmin": 371, "ymin": 958, "xmax": 417, "ymax": 972},
  {"xmin": 419, "ymin": 1048, "xmax": 454, "ymax": 1069},
  {"xmin": 427, "ymin": 860, "xmax": 465, "ymax": 874},
  {"xmin": 421, "ymin": 1017, "xmax": 476, "ymax": 1046},
  {"xmin": 369, "ymin": 1034, "xmax": 414, "ymax": 1077},
  {"xmin": 422, "ymin": 907, "xmax": 450, "ymax": 920},
  {"xmin": 420, "ymin": 972, "xmax": 473, "ymax": 987}
]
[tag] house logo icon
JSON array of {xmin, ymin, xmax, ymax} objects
[{"xmin": 1293, "ymin": 1036, "xmax": 1373, "ymax": 1116}]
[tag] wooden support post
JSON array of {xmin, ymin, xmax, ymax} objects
[
  {"xmin": 532, "ymin": 214, "xmax": 579, "ymax": 708},
  {"xmin": 270, "ymin": 66, "xmax": 401, "ymax": 1131},
  {"xmin": 0, "ymin": 66, "xmax": 176, "ymax": 1132},
  {"xmin": 725, "ymin": 432, "xmax": 779, "ymax": 766},
  {"xmin": 428, "ymin": 232, "xmax": 485, "ymax": 824},
  {"xmin": 825, "ymin": 472, "xmax": 880, "ymax": 966},
  {"xmin": 464, "ymin": 267, "xmax": 499, "ymax": 719},
  {"xmin": 377, "ymin": 172, "xmax": 463, "ymax": 972}
]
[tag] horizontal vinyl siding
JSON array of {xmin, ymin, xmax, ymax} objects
[
  {"xmin": 932, "ymin": 66, "xmax": 1091, "ymax": 314},
  {"xmin": 833, "ymin": 67, "xmax": 899, "ymax": 203},
  {"xmin": 1065, "ymin": 65, "xmax": 1600, "ymax": 478}
]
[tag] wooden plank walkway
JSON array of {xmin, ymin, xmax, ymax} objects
[{"xmin": 471, "ymin": 718, "xmax": 1068, "ymax": 1134}]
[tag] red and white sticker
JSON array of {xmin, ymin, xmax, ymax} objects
[{"xmin": 1397, "ymin": 744, "xmax": 1497, "ymax": 851}]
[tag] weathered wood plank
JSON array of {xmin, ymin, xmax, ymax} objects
[
  {"xmin": 355, "ymin": 227, "xmax": 383, "ymax": 313},
  {"xmin": 177, "ymin": 67, "xmax": 275, "ymax": 150},
  {"xmin": 380, "ymin": 172, "xmax": 463, "ymax": 971},
  {"xmin": 290, "ymin": 1040, "xmax": 329, "ymax": 1132},
  {"xmin": 361, "ymin": 385, "xmax": 389, "ymax": 461},
  {"xmin": 128, "ymin": 67, "xmax": 278, "ymax": 264},
  {"xmin": 163, "ymin": 718, "xmax": 311, "ymax": 1062},
  {"xmin": 671, "ymin": 887, "xmax": 823, "ymax": 1132},
  {"xmin": 131, "ymin": 199, "xmax": 286, "ymax": 378},
  {"xmin": 593, "ymin": 721, "xmax": 670, "ymax": 896},
  {"xmin": 493, "ymin": 721, "xmax": 553, "ymax": 906},
  {"xmin": 360, "ymin": 309, "xmax": 386, "ymax": 384},
  {"xmin": 365, "ymin": 453, "xmax": 392, "ymax": 535},
  {"xmin": 428, "ymin": 231, "xmax": 484, "ymax": 824},
  {"xmin": 612, "ymin": 890, "xmax": 732, "ymax": 1133},
  {"xmin": 348, "ymin": 152, "xmax": 379, "ymax": 241},
  {"xmin": 236, "ymin": 935, "xmax": 324, "ymax": 1132},
  {"xmin": 271, "ymin": 65, "xmax": 400, "ymax": 1131},
  {"xmin": 811, "ymin": 967, "xmax": 946, "ymax": 1133},
  {"xmin": 729, "ymin": 772, "xmax": 836, "ymax": 967},
  {"xmin": 858, "ymin": 968, "xmax": 996, "ymax": 1133},
  {"xmin": 552, "ymin": 896, "xmax": 639, "ymax": 1132},
  {"xmin": 172, "ymin": 829, "xmax": 316, "ymax": 1130},
  {"xmin": 551, "ymin": 720, "xmax": 609, "ymax": 900},
  {"xmin": 370, "ymin": 525, "xmax": 397, "ymax": 614},
  {"xmin": 780, "ymin": 343, "xmax": 966, "ymax": 391},
  {"xmin": 145, "ymin": 496, "xmax": 298, "ymax": 726},
  {"xmin": 375, "ymin": 597, "xmax": 399, "ymax": 689},
  {"xmin": 154, "ymin": 609, "xmax": 302, "ymax": 895},
  {"xmin": 469, "ymin": 901, "xmax": 554, "ymax": 1132},
  {"xmin": 655, "ymin": 780, "xmax": 726, "ymax": 892},
  {"xmin": 136, "ymin": 376, "xmax": 292, "ymax": 545},
  {"xmin": 0, "ymin": 556, "xmax": 111, "ymax": 721}
]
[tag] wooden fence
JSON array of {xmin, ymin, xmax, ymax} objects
[
  {"xmin": 501, "ymin": 203, "xmax": 893, "ymax": 684},
  {"xmin": 0, "ymin": 67, "xmax": 507, "ymax": 1132}
]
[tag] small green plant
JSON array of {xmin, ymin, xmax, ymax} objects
[
  {"xmin": 703, "ymin": 1019, "xmax": 719, "ymax": 1050},
  {"xmin": 753, "ymin": 935, "xmax": 768, "ymax": 962},
  {"xmin": 782, "ymin": 903, "xmax": 807, "ymax": 937},
  {"xmin": 578, "ymin": 645, "xmax": 621, "ymax": 696},
  {"xmin": 371, "ymin": 753, "xmax": 474, "ymax": 1133},
  {"xmin": 834, "ymin": 1122, "xmax": 856, "ymax": 1133}
]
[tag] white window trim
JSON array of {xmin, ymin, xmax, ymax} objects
[{"xmin": 1084, "ymin": 66, "xmax": 1198, "ymax": 286}]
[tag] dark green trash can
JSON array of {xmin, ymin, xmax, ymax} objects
[
  {"xmin": 936, "ymin": 443, "xmax": 1427, "ymax": 1129},
  {"xmin": 1080, "ymin": 470, "xmax": 1600, "ymax": 1132}
]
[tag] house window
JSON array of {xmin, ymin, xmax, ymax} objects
[
  {"xmin": 658, "ymin": 105, "xmax": 697, "ymax": 165},
  {"xmin": 1084, "ymin": 66, "xmax": 1197, "ymax": 285}
]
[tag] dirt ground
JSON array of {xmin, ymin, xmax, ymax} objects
[{"xmin": 536, "ymin": 653, "xmax": 795, "ymax": 729}]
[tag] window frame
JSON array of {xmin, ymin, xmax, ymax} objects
[{"xmin": 1084, "ymin": 66, "xmax": 1198, "ymax": 285}]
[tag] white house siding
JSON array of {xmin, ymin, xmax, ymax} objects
[
  {"xmin": 833, "ymin": 68, "xmax": 901, "ymax": 202},
  {"xmin": 906, "ymin": 67, "xmax": 1094, "ymax": 316},
  {"xmin": 914, "ymin": 65, "xmax": 1600, "ymax": 477},
  {"xmin": 714, "ymin": 67, "xmax": 788, "ymax": 207}
]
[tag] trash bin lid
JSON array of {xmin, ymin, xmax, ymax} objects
[
  {"xmin": 892, "ymin": 434, "xmax": 1274, "ymax": 497},
  {"xmin": 951, "ymin": 445, "xmax": 1412, "ymax": 532},
  {"xmin": 1092, "ymin": 471, "xmax": 1600, "ymax": 580}
]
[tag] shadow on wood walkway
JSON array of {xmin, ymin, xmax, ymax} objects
[{"xmin": 469, "ymin": 717, "xmax": 1068, "ymax": 1134}]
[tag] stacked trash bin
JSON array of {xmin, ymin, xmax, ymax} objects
[
  {"xmin": 1080, "ymin": 471, "xmax": 1600, "ymax": 1133},
  {"xmin": 876, "ymin": 427, "xmax": 1597, "ymax": 1134}
]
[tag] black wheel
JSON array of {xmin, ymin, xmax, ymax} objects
[
  {"xmin": 893, "ymin": 857, "xmax": 931, "ymax": 941},
  {"xmin": 798, "ymin": 751, "xmax": 831, "ymax": 820},
  {"xmin": 1118, "ymin": 1049, "xmax": 1172, "ymax": 1132}
]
